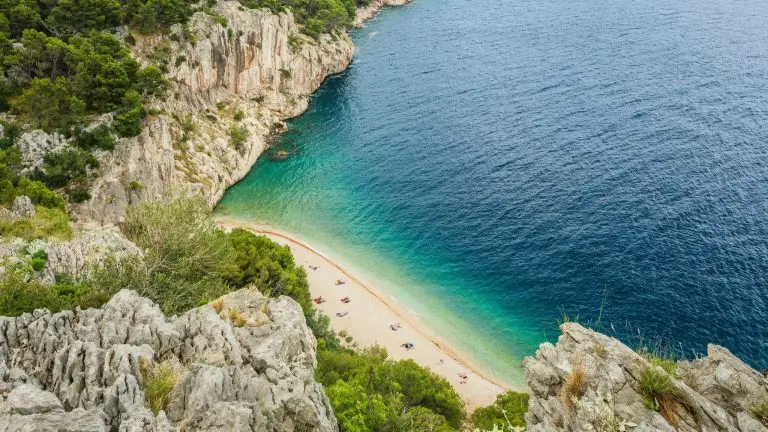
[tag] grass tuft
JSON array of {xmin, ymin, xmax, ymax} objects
[
  {"xmin": 561, "ymin": 359, "xmax": 588, "ymax": 409},
  {"xmin": 211, "ymin": 298, "xmax": 224, "ymax": 313},
  {"xmin": 143, "ymin": 361, "xmax": 179, "ymax": 414}
]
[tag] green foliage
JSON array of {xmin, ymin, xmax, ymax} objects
[
  {"xmin": 180, "ymin": 114, "xmax": 196, "ymax": 141},
  {"xmin": 0, "ymin": 206, "xmax": 72, "ymax": 240},
  {"xmin": 142, "ymin": 361, "xmax": 179, "ymax": 414},
  {"xmin": 238, "ymin": 0, "xmax": 370, "ymax": 37},
  {"xmin": 0, "ymin": 266, "xmax": 101, "ymax": 316},
  {"xmin": 233, "ymin": 109, "xmax": 245, "ymax": 121},
  {"xmin": 227, "ymin": 228, "xmax": 312, "ymax": 315},
  {"xmin": 645, "ymin": 353, "xmax": 679, "ymax": 378},
  {"xmin": 11, "ymin": 78, "xmax": 86, "ymax": 130},
  {"xmin": 30, "ymin": 249, "xmax": 48, "ymax": 271},
  {"xmin": 228, "ymin": 124, "xmax": 249, "ymax": 151},
  {"xmin": 104, "ymin": 195, "xmax": 237, "ymax": 314},
  {"xmin": 12, "ymin": 177, "xmax": 66, "ymax": 209},
  {"xmin": 74, "ymin": 125, "xmax": 116, "ymax": 151},
  {"xmin": 34, "ymin": 148, "xmax": 99, "ymax": 188},
  {"xmin": 129, "ymin": 180, "xmax": 144, "ymax": 190},
  {"xmin": 639, "ymin": 366, "xmax": 675, "ymax": 411},
  {"xmin": 316, "ymin": 346, "xmax": 464, "ymax": 431},
  {"xmin": 471, "ymin": 391, "xmax": 529, "ymax": 430}
]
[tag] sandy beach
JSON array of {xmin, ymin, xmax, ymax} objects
[{"xmin": 216, "ymin": 217, "xmax": 508, "ymax": 409}]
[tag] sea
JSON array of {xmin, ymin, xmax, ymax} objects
[{"xmin": 216, "ymin": 0, "xmax": 768, "ymax": 385}]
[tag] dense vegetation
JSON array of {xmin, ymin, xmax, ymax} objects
[
  {"xmin": 317, "ymin": 346, "xmax": 464, "ymax": 431},
  {"xmin": 238, "ymin": 0, "xmax": 372, "ymax": 37}
]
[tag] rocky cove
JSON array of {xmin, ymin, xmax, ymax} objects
[{"xmin": 2, "ymin": 0, "xmax": 768, "ymax": 431}]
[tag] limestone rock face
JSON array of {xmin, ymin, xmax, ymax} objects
[
  {"xmin": 74, "ymin": 1, "xmax": 355, "ymax": 225},
  {"xmin": 524, "ymin": 322, "xmax": 768, "ymax": 432},
  {"xmin": 0, "ymin": 289, "xmax": 337, "ymax": 432},
  {"xmin": 11, "ymin": 196, "xmax": 34, "ymax": 218}
]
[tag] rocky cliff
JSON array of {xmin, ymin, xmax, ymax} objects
[
  {"xmin": 524, "ymin": 322, "xmax": 768, "ymax": 432},
  {"xmin": 65, "ymin": 0, "xmax": 410, "ymax": 226},
  {"xmin": 0, "ymin": 288, "xmax": 336, "ymax": 431},
  {"xmin": 71, "ymin": 1, "xmax": 354, "ymax": 225}
]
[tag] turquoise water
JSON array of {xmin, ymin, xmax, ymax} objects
[{"xmin": 217, "ymin": 0, "xmax": 768, "ymax": 384}]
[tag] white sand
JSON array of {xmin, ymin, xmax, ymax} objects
[{"xmin": 217, "ymin": 217, "xmax": 509, "ymax": 409}]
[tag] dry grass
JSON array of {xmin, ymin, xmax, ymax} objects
[
  {"xmin": 211, "ymin": 298, "xmax": 224, "ymax": 313},
  {"xmin": 561, "ymin": 359, "xmax": 588, "ymax": 409},
  {"xmin": 750, "ymin": 401, "xmax": 768, "ymax": 427},
  {"xmin": 592, "ymin": 342, "xmax": 608, "ymax": 360},
  {"xmin": 227, "ymin": 307, "xmax": 247, "ymax": 327}
]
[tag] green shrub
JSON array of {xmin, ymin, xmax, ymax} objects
[
  {"xmin": 98, "ymin": 195, "xmax": 237, "ymax": 314},
  {"xmin": 640, "ymin": 366, "xmax": 675, "ymax": 411},
  {"xmin": 180, "ymin": 115, "xmax": 196, "ymax": 142},
  {"xmin": 471, "ymin": 391, "xmax": 529, "ymax": 430},
  {"xmin": 227, "ymin": 228, "xmax": 312, "ymax": 315},
  {"xmin": 175, "ymin": 55, "xmax": 186, "ymax": 67},
  {"xmin": 234, "ymin": 110, "xmax": 245, "ymax": 121},
  {"xmin": 645, "ymin": 353, "xmax": 679, "ymax": 377},
  {"xmin": 30, "ymin": 249, "xmax": 48, "ymax": 271},
  {"xmin": 317, "ymin": 346, "xmax": 464, "ymax": 430},
  {"xmin": 0, "ymin": 266, "xmax": 100, "ymax": 316},
  {"xmin": 75, "ymin": 125, "xmax": 116, "ymax": 151},
  {"xmin": 130, "ymin": 180, "xmax": 144, "ymax": 191},
  {"xmin": 34, "ymin": 148, "xmax": 99, "ymax": 189},
  {"xmin": 228, "ymin": 125, "xmax": 249, "ymax": 151}
]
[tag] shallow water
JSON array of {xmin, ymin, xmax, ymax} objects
[{"xmin": 217, "ymin": 0, "xmax": 768, "ymax": 383}]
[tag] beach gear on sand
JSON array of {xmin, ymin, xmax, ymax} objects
[
  {"xmin": 401, "ymin": 342, "xmax": 414, "ymax": 350},
  {"xmin": 313, "ymin": 296, "xmax": 325, "ymax": 304},
  {"xmin": 336, "ymin": 312, "xmax": 348, "ymax": 317}
]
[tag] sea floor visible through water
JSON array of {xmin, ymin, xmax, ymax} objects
[{"xmin": 217, "ymin": 0, "xmax": 768, "ymax": 384}]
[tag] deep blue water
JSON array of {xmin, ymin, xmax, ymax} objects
[{"xmin": 218, "ymin": 0, "xmax": 768, "ymax": 382}]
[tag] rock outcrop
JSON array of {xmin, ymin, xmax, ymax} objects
[
  {"xmin": 0, "ymin": 289, "xmax": 337, "ymax": 431},
  {"xmin": 0, "ymin": 228, "xmax": 140, "ymax": 284},
  {"xmin": 353, "ymin": 0, "xmax": 412, "ymax": 27},
  {"xmin": 524, "ymin": 322, "xmax": 768, "ymax": 432}
]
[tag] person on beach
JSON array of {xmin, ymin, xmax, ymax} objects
[
  {"xmin": 336, "ymin": 311, "xmax": 348, "ymax": 317},
  {"xmin": 335, "ymin": 279, "xmax": 346, "ymax": 285},
  {"xmin": 309, "ymin": 265, "xmax": 319, "ymax": 270},
  {"xmin": 401, "ymin": 342, "xmax": 414, "ymax": 350},
  {"xmin": 341, "ymin": 296, "xmax": 350, "ymax": 303}
]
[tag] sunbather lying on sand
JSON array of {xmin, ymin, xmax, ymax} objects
[{"xmin": 336, "ymin": 311, "xmax": 349, "ymax": 317}]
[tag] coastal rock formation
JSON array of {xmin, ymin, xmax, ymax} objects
[
  {"xmin": 74, "ymin": 1, "xmax": 356, "ymax": 225},
  {"xmin": 524, "ymin": 322, "xmax": 768, "ymax": 432},
  {"xmin": 353, "ymin": 0, "xmax": 412, "ymax": 27},
  {"xmin": 0, "ymin": 289, "xmax": 337, "ymax": 431}
]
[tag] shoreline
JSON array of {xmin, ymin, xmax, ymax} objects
[{"xmin": 216, "ymin": 216, "xmax": 510, "ymax": 409}]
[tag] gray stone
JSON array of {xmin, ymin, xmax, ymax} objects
[
  {"xmin": 0, "ymin": 289, "xmax": 337, "ymax": 431},
  {"xmin": 11, "ymin": 196, "xmax": 34, "ymax": 218},
  {"xmin": 523, "ymin": 322, "xmax": 768, "ymax": 432},
  {"xmin": 6, "ymin": 385, "xmax": 63, "ymax": 415}
]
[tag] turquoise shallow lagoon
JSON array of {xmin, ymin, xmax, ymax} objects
[{"xmin": 217, "ymin": 0, "xmax": 768, "ymax": 384}]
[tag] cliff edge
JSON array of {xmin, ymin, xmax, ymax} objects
[{"xmin": 524, "ymin": 322, "xmax": 768, "ymax": 431}]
